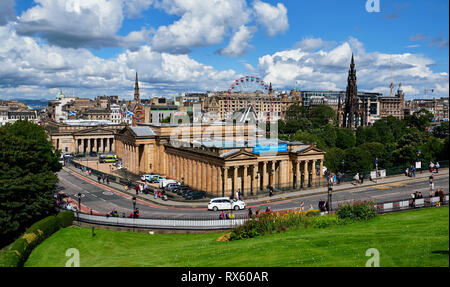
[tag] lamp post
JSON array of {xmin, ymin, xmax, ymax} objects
[
  {"xmin": 181, "ymin": 177, "xmax": 184, "ymax": 187},
  {"xmin": 77, "ymin": 192, "xmax": 82, "ymax": 220},
  {"xmin": 375, "ymin": 157, "xmax": 378, "ymax": 183},
  {"xmin": 254, "ymin": 174, "xmax": 259, "ymax": 196},
  {"xmin": 327, "ymin": 181, "xmax": 333, "ymax": 212},
  {"xmin": 132, "ymin": 196, "xmax": 136, "ymax": 218}
]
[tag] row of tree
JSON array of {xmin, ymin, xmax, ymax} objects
[{"xmin": 278, "ymin": 104, "xmax": 449, "ymax": 174}]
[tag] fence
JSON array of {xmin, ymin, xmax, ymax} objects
[
  {"xmin": 74, "ymin": 212, "xmax": 248, "ymax": 230},
  {"xmin": 376, "ymin": 195, "xmax": 449, "ymax": 213}
]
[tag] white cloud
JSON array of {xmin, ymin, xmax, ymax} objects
[
  {"xmin": 124, "ymin": 0, "xmax": 154, "ymax": 18},
  {"xmin": 0, "ymin": 25, "xmax": 238, "ymax": 99},
  {"xmin": 151, "ymin": 0, "xmax": 252, "ymax": 53},
  {"xmin": 217, "ymin": 25, "xmax": 256, "ymax": 57},
  {"xmin": 14, "ymin": 0, "xmax": 152, "ymax": 49},
  {"xmin": 252, "ymin": 0, "xmax": 288, "ymax": 36},
  {"xmin": 257, "ymin": 37, "xmax": 449, "ymax": 98}
]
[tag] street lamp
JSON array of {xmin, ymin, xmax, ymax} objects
[
  {"xmin": 327, "ymin": 181, "xmax": 333, "ymax": 212},
  {"xmin": 181, "ymin": 177, "xmax": 184, "ymax": 186},
  {"xmin": 254, "ymin": 174, "xmax": 259, "ymax": 196},
  {"xmin": 77, "ymin": 192, "xmax": 82, "ymax": 220},
  {"xmin": 132, "ymin": 196, "xmax": 136, "ymax": 218},
  {"xmin": 375, "ymin": 157, "xmax": 379, "ymax": 183}
]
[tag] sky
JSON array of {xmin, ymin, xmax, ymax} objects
[{"xmin": 0, "ymin": 0, "xmax": 448, "ymax": 100}]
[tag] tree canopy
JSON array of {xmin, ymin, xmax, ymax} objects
[{"xmin": 0, "ymin": 120, "xmax": 61, "ymax": 248}]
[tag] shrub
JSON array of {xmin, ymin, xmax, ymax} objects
[
  {"xmin": 56, "ymin": 211, "xmax": 74, "ymax": 228},
  {"xmin": 336, "ymin": 200, "xmax": 377, "ymax": 221},
  {"xmin": 0, "ymin": 215, "xmax": 61, "ymax": 267}
]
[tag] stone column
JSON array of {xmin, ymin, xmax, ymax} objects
[
  {"xmin": 262, "ymin": 161, "xmax": 268, "ymax": 191},
  {"xmin": 223, "ymin": 167, "xmax": 229, "ymax": 197},
  {"xmin": 217, "ymin": 166, "xmax": 223, "ymax": 197},
  {"xmin": 252, "ymin": 164, "xmax": 258, "ymax": 194},
  {"xmin": 277, "ymin": 161, "xmax": 282, "ymax": 189},
  {"xmin": 311, "ymin": 160, "xmax": 317, "ymax": 187},
  {"xmin": 243, "ymin": 165, "xmax": 248, "ymax": 197},
  {"xmin": 319, "ymin": 159, "xmax": 324, "ymax": 184},
  {"xmin": 304, "ymin": 160, "xmax": 309, "ymax": 187},
  {"xmin": 233, "ymin": 166, "xmax": 238, "ymax": 196},
  {"xmin": 86, "ymin": 138, "xmax": 91, "ymax": 154},
  {"xmin": 110, "ymin": 138, "xmax": 115, "ymax": 152}
]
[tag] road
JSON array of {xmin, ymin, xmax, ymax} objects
[{"xmin": 57, "ymin": 169, "xmax": 449, "ymax": 219}]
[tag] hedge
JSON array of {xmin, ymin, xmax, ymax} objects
[{"xmin": 0, "ymin": 211, "xmax": 74, "ymax": 267}]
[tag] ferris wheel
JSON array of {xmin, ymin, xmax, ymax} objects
[{"xmin": 225, "ymin": 76, "xmax": 273, "ymax": 120}]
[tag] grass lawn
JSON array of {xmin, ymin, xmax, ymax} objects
[{"xmin": 25, "ymin": 206, "xmax": 449, "ymax": 267}]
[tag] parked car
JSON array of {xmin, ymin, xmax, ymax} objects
[
  {"xmin": 141, "ymin": 174, "xmax": 166, "ymax": 183},
  {"xmin": 207, "ymin": 197, "xmax": 245, "ymax": 211},
  {"xmin": 165, "ymin": 183, "xmax": 180, "ymax": 192},
  {"xmin": 184, "ymin": 191, "xmax": 206, "ymax": 200},
  {"xmin": 159, "ymin": 179, "xmax": 180, "ymax": 189},
  {"xmin": 174, "ymin": 186, "xmax": 191, "ymax": 196}
]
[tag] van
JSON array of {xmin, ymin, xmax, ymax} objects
[{"xmin": 159, "ymin": 179, "xmax": 180, "ymax": 189}]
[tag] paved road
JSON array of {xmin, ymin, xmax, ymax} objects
[{"xmin": 57, "ymin": 169, "xmax": 448, "ymax": 219}]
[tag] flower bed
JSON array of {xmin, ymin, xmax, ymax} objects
[{"xmin": 229, "ymin": 203, "xmax": 378, "ymax": 241}]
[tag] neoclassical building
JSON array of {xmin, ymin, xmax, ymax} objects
[
  {"xmin": 115, "ymin": 121, "xmax": 326, "ymax": 197},
  {"xmin": 45, "ymin": 120, "xmax": 126, "ymax": 154}
]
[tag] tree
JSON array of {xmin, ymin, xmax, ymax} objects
[
  {"xmin": 309, "ymin": 104, "xmax": 336, "ymax": 128},
  {"xmin": 432, "ymin": 121, "xmax": 449, "ymax": 138},
  {"xmin": 335, "ymin": 128, "xmax": 356, "ymax": 149},
  {"xmin": 392, "ymin": 130, "xmax": 428, "ymax": 165},
  {"xmin": 373, "ymin": 116, "xmax": 406, "ymax": 145},
  {"xmin": 286, "ymin": 104, "xmax": 309, "ymax": 121},
  {"xmin": 358, "ymin": 142, "xmax": 391, "ymax": 169},
  {"xmin": 324, "ymin": 147, "xmax": 345, "ymax": 173},
  {"xmin": 405, "ymin": 108, "xmax": 434, "ymax": 131},
  {"xmin": 0, "ymin": 120, "xmax": 61, "ymax": 248},
  {"xmin": 318, "ymin": 124, "xmax": 337, "ymax": 149},
  {"xmin": 356, "ymin": 126, "xmax": 380, "ymax": 145},
  {"xmin": 344, "ymin": 147, "xmax": 372, "ymax": 173},
  {"xmin": 291, "ymin": 130, "xmax": 326, "ymax": 150}
]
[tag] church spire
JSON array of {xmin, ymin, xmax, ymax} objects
[{"xmin": 134, "ymin": 71, "xmax": 140, "ymax": 102}]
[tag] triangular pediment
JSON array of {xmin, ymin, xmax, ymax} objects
[
  {"xmin": 222, "ymin": 149, "xmax": 257, "ymax": 160},
  {"xmin": 74, "ymin": 127, "xmax": 115, "ymax": 136},
  {"xmin": 118, "ymin": 126, "xmax": 137, "ymax": 138},
  {"xmin": 291, "ymin": 145, "xmax": 325, "ymax": 155}
]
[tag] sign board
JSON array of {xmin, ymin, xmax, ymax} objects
[
  {"xmin": 370, "ymin": 169, "xmax": 386, "ymax": 179},
  {"xmin": 415, "ymin": 162, "xmax": 421, "ymax": 169},
  {"xmin": 253, "ymin": 144, "xmax": 287, "ymax": 154}
]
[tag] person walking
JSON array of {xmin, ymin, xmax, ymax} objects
[
  {"xmin": 438, "ymin": 189, "xmax": 445, "ymax": 204},
  {"xmin": 354, "ymin": 173, "xmax": 360, "ymax": 185},
  {"xmin": 256, "ymin": 208, "xmax": 260, "ymax": 217},
  {"xmin": 154, "ymin": 188, "xmax": 158, "ymax": 199},
  {"xmin": 435, "ymin": 162, "xmax": 440, "ymax": 173},
  {"xmin": 300, "ymin": 201, "xmax": 305, "ymax": 211},
  {"xmin": 248, "ymin": 208, "xmax": 253, "ymax": 219},
  {"xmin": 135, "ymin": 184, "xmax": 139, "ymax": 195}
]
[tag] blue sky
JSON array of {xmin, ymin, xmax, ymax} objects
[{"xmin": 1, "ymin": 0, "xmax": 448, "ymax": 99}]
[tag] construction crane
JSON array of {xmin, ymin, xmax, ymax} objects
[{"xmin": 424, "ymin": 88, "xmax": 434, "ymax": 98}]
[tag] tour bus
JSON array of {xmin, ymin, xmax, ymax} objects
[{"xmin": 99, "ymin": 154, "xmax": 117, "ymax": 163}]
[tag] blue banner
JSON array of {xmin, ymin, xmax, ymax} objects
[{"xmin": 253, "ymin": 144, "xmax": 287, "ymax": 153}]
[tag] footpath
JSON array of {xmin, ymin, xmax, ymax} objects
[{"xmin": 63, "ymin": 163, "xmax": 448, "ymax": 209}]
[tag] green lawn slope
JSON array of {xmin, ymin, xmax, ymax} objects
[{"xmin": 25, "ymin": 206, "xmax": 449, "ymax": 267}]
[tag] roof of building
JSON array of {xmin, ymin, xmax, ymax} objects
[
  {"xmin": 291, "ymin": 145, "xmax": 311, "ymax": 153},
  {"xmin": 130, "ymin": 126, "xmax": 156, "ymax": 137}
]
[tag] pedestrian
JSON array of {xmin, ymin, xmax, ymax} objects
[
  {"xmin": 359, "ymin": 173, "xmax": 364, "ymax": 184},
  {"xmin": 325, "ymin": 200, "xmax": 329, "ymax": 212},
  {"xmin": 265, "ymin": 206, "xmax": 271, "ymax": 213},
  {"xmin": 235, "ymin": 190, "xmax": 239, "ymax": 200},
  {"xmin": 269, "ymin": 186, "xmax": 273, "ymax": 197},
  {"xmin": 300, "ymin": 201, "xmax": 305, "ymax": 211},
  {"xmin": 308, "ymin": 204, "xmax": 313, "ymax": 210},
  {"xmin": 354, "ymin": 173, "xmax": 360, "ymax": 185},
  {"xmin": 154, "ymin": 188, "xmax": 158, "ymax": 199},
  {"xmin": 435, "ymin": 162, "xmax": 440, "ymax": 173},
  {"xmin": 98, "ymin": 175, "xmax": 101, "ymax": 183},
  {"xmin": 438, "ymin": 189, "xmax": 445, "ymax": 204},
  {"xmin": 412, "ymin": 166, "xmax": 416, "ymax": 177},
  {"xmin": 139, "ymin": 184, "xmax": 144, "ymax": 194},
  {"xmin": 429, "ymin": 182, "xmax": 435, "ymax": 197},
  {"xmin": 248, "ymin": 208, "xmax": 253, "ymax": 218},
  {"xmin": 220, "ymin": 211, "xmax": 225, "ymax": 220},
  {"xmin": 256, "ymin": 208, "xmax": 260, "ymax": 217},
  {"xmin": 337, "ymin": 172, "xmax": 342, "ymax": 184},
  {"xmin": 135, "ymin": 184, "xmax": 139, "ymax": 195},
  {"xmin": 88, "ymin": 169, "xmax": 91, "ymax": 176},
  {"xmin": 106, "ymin": 176, "xmax": 109, "ymax": 184},
  {"xmin": 429, "ymin": 162, "xmax": 435, "ymax": 173}
]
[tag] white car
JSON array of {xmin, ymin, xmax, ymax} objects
[{"xmin": 208, "ymin": 197, "xmax": 245, "ymax": 211}]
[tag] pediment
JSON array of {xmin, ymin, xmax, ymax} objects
[
  {"xmin": 222, "ymin": 149, "xmax": 258, "ymax": 160},
  {"xmin": 74, "ymin": 128, "xmax": 115, "ymax": 136},
  {"xmin": 291, "ymin": 145, "xmax": 325, "ymax": 155}
]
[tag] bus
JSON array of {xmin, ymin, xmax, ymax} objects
[{"xmin": 99, "ymin": 154, "xmax": 117, "ymax": 163}]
